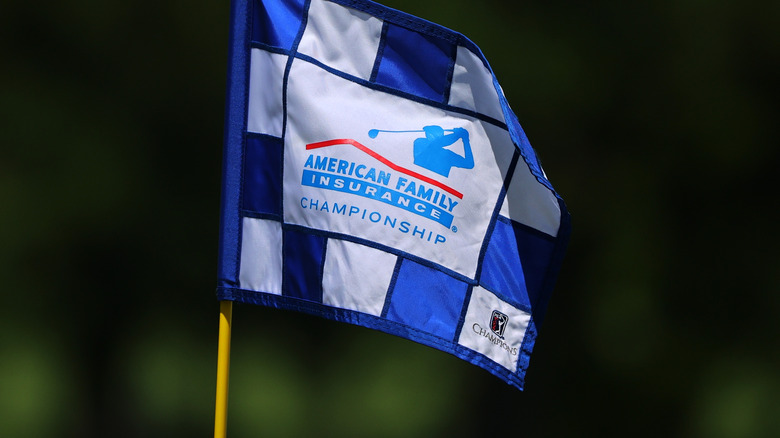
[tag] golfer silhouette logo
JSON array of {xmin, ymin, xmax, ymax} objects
[{"xmin": 368, "ymin": 125, "xmax": 474, "ymax": 178}]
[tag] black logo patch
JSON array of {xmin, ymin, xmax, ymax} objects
[{"xmin": 490, "ymin": 310, "xmax": 508, "ymax": 338}]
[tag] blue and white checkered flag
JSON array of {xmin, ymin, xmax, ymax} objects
[{"xmin": 217, "ymin": 0, "xmax": 570, "ymax": 390}]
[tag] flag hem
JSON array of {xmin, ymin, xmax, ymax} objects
[{"xmin": 217, "ymin": 286, "xmax": 531, "ymax": 390}]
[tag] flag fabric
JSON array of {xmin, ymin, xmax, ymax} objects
[{"xmin": 217, "ymin": 0, "xmax": 570, "ymax": 390}]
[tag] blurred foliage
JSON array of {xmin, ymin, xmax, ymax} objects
[{"xmin": 1, "ymin": 0, "xmax": 779, "ymax": 437}]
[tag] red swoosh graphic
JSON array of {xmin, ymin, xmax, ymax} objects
[{"xmin": 306, "ymin": 139, "xmax": 463, "ymax": 199}]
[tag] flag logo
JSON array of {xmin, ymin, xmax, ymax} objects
[
  {"xmin": 490, "ymin": 310, "xmax": 509, "ymax": 338},
  {"xmin": 300, "ymin": 125, "xmax": 469, "ymax": 232}
]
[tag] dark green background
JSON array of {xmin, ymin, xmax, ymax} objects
[{"xmin": 2, "ymin": 0, "xmax": 778, "ymax": 436}]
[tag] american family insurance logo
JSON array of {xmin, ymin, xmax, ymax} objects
[{"xmin": 300, "ymin": 126, "xmax": 474, "ymax": 235}]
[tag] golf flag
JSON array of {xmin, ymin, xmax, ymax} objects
[{"xmin": 216, "ymin": 0, "xmax": 570, "ymax": 390}]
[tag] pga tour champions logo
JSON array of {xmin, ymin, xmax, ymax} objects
[
  {"xmin": 299, "ymin": 125, "xmax": 474, "ymax": 246},
  {"xmin": 472, "ymin": 310, "xmax": 519, "ymax": 356},
  {"xmin": 490, "ymin": 310, "xmax": 508, "ymax": 338}
]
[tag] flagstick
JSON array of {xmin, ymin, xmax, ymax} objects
[{"xmin": 214, "ymin": 300, "xmax": 233, "ymax": 438}]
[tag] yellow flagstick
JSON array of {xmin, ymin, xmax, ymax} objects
[{"xmin": 214, "ymin": 300, "xmax": 233, "ymax": 438}]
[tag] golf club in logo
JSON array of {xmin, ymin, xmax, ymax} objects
[
  {"xmin": 490, "ymin": 310, "xmax": 508, "ymax": 338},
  {"xmin": 368, "ymin": 125, "xmax": 474, "ymax": 178}
]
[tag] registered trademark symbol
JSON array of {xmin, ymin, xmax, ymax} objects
[{"xmin": 451, "ymin": 226, "xmax": 458, "ymax": 233}]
